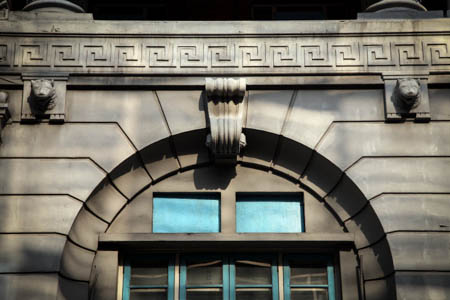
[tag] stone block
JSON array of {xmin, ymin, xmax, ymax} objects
[
  {"xmin": 358, "ymin": 238, "xmax": 394, "ymax": 280},
  {"xmin": 272, "ymin": 136, "xmax": 313, "ymax": 179},
  {"xmin": 347, "ymin": 157, "xmax": 450, "ymax": 200},
  {"xmin": 301, "ymin": 153, "xmax": 343, "ymax": 198},
  {"xmin": 140, "ymin": 138, "xmax": 180, "ymax": 180},
  {"xmin": 304, "ymin": 193, "xmax": 344, "ymax": 233},
  {"xmin": 0, "ymin": 158, "xmax": 105, "ymax": 201},
  {"xmin": 156, "ymin": 90, "xmax": 205, "ymax": 134},
  {"xmin": 2, "ymin": 90, "xmax": 22, "ymax": 122},
  {"xmin": 66, "ymin": 90, "xmax": 170, "ymax": 150},
  {"xmin": 364, "ymin": 275, "xmax": 396, "ymax": 300},
  {"xmin": 345, "ymin": 205, "xmax": 385, "ymax": 249},
  {"xmin": 241, "ymin": 129, "xmax": 278, "ymax": 168},
  {"xmin": 388, "ymin": 232, "xmax": 450, "ymax": 271},
  {"xmin": 173, "ymin": 129, "xmax": 210, "ymax": 169},
  {"xmin": 86, "ymin": 181, "xmax": 128, "ymax": 223},
  {"xmin": 246, "ymin": 90, "xmax": 294, "ymax": 134},
  {"xmin": 0, "ymin": 274, "xmax": 59, "ymax": 300},
  {"xmin": 57, "ymin": 276, "xmax": 88, "ymax": 300},
  {"xmin": 69, "ymin": 208, "xmax": 109, "ymax": 251},
  {"xmin": 0, "ymin": 195, "xmax": 82, "ymax": 234},
  {"xmin": 0, "ymin": 123, "xmax": 136, "ymax": 172},
  {"xmin": 429, "ymin": 89, "xmax": 450, "ymax": 120},
  {"xmin": 282, "ymin": 89, "xmax": 384, "ymax": 149},
  {"xmin": 0, "ymin": 234, "xmax": 65, "ymax": 272},
  {"xmin": 109, "ymin": 153, "xmax": 151, "ymax": 200},
  {"xmin": 371, "ymin": 194, "xmax": 450, "ymax": 233},
  {"xmin": 89, "ymin": 251, "xmax": 118, "ymax": 300},
  {"xmin": 316, "ymin": 122, "xmax": 450, "ymax": 170},
  {"xmin": 60, "ymin": 240, "xmax": 96, "ymax": 282},
  {"xmin": 395, "ymin": 271, "xmax": 450, "ymax": 300},
  {"xmin": 107, "ymin": 188, "xmax": 152, "ymax": 234},
  {"xmin": 339, "ymin": 250, "xmax": 361, "ymax": 300}
]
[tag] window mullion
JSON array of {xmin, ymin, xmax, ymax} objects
[
  {"xmin": 327, "ymin": 260, "xmax": 335, "ymax": 300},
  {"xmin": 179, "ymin": 257, "xmax": 186, "ymax": 300},
  {"xmin": 226, "ymin": 256, "xmax": 233, "ymax": 300},
  {"xmin": 122, "ymin": 261, "xmax": 131, "ymax": 300}
]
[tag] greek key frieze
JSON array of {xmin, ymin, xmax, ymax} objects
[{"xmin": 1, "ymin": 37, "xmax": 449, "ymax": 73}]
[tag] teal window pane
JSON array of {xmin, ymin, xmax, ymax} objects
[
  {"xmin": 153, "ymin": 194, "xmax": 220, "ymax": 233},
  {"xmin": 236, "ymin": 194, "xmax": 303, "ymax": 233}
]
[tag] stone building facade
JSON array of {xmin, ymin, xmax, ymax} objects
[{"xmin": 0, "ymin": 0, "xmax": 450, "ymax": 299}]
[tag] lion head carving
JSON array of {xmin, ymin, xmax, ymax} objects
[
  {"xmin": 28, "ymin": 79, "xmax": 57, "ymax": 115},
  {"xmin": 395, "ymin": 78, "xmax": 421, "ymax": 108}
]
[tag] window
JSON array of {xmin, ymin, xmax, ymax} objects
[
  {"xmin": 153, "ymin": 193, "xmax": 220, "ymax": 233},
  {"xmin": 123, "ymin": 254, "xmax": 335, "ymax": 300},
  {"xmin": 236, "ymin": 194, "xmax": 304, "ymax": 233}
]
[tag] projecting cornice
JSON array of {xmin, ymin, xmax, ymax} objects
[{"xmin": 1, "ymin": 18, "xmax": 450, "ymax": 76}]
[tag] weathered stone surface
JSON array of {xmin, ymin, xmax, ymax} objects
[
  {"xmin": 106, "ymin": 188, "xmax": 152, "ymax": 234},
  {"xmin": 68, "ymin": 208, "xmax": 108, "ymax": 251},
  {"xmin": 156, "ymin": 90, "xmax": 205, "ymax": 134},
  {"xmin": 395, "ymin": 271, "xmax": 450, "ymax": 300},
  {"xmin": 246, "ymin": 90, "xmax": 293, "ymax": 134},
  {"xmin": 86, "ymin": 181, "xmax": 128, "ymax": 223},
  {"xmin": 57, "ymin": 276, "xmax": 88, "ymax": 300},
  {"xmin": 430, "ymin": 89, "xmax": 450, "ymax": 120},
  {"xmin": 241, "ymin": 129, "xmax": 278, "ymax": 167},
  {"xmin": 272, "ymin": 136, "xmax": 313, "ymax": 179},
  {"xmin": 109, "ymin": 154, "xmax": 151, "ymax": 200},
  {"xmin": 60, "ymin": 240, "xmax": 95, "ymax": 281},
  {"xmin": 173, "ymin": 129, "xmax": 210, "ymax": 168},
  {"xmin": 0, "ymin": 158, "xmax": 105, "ymax": 201},
  {"xmin": 0, "ymin": 123, "xmax": 136, "ymax": 172},
  {"xmin": 0, "ymin": 274, "xmax": 58, "ymax": 300},
  {"xmin": 0, "ymin": 195, "xmax": 82, "ymax": 234},
  {"xmin": 347, "ymin": 157, "xmax": 450, "ymax": 200},
  {"xmin": 324, "ymin": 173, "xmax": 367, "ymax": 221},
  {"xmin": 282, "ymin": 89, "xmax": 384, "ymax": 149},
  {"xmin": 301, "ymin": 153, "xmax": 343, "ymax": 198},
  {"xmin": 89, "ymin": 251, "xmax": 118, "ymax": 300},
  {"xmin": 388, "ymin": 232, "xmax": 450, "ymax": 271},
  {"xmin": 345, "ymin": 204, "xmax": 385, "ymax": 249},
  {"xmin": 371, "ymin": 194, "xmax": 450, "ymax": 233},
  {"xmin": 304, "ymin": 193, "xmax": 344, "ymax": 233},
  {"xmin": 140, "ymin": 138, "xmax": 180, "ymax": 180},
  {"xmin": 66, "ymin": 90, "xmax": 170, "ymax": 150},
  {"xmin": 0, "ymin": 234, "xmax": 65, "ymax": 272},
  {"xmin": 339, "ymin": 250, "xmax": 361, "ymax": 300},
  {"xmin": 365, "ymin": 275, "xmax": 396, "ymax": 300},
  {"xmin": 316, "ymin": 122, "xmax": 450, "ymax": 170},
  {"xmin": 2, "ymin": 90, "xmax": 22, "ymax": 122},
  {"xmin": 358, "ymin": 238, "xmax": 394, "ymax": 280}
]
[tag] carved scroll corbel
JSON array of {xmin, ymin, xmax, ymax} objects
[
  {"xmin": 205, "ymin": 78, "xmax": 247, "ymax": 163},
  {"xmin": 0, "ymin": 91, "xmax": 11, "ymax": 144},
  {"xmin": 21, "ymin": 74, "xmax": 68, "ymax": 124},
  {"xmin": 383, "ymin": 74, "xmax": 431, "ymax": 122}
]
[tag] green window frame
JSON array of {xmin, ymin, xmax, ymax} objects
[
  {"xmin": 122, "ymin": 254, "xmax": 335, "ymax": 300},
  {"xmin": 123, "ymin": 255, "xmax": 175, "ymax": 300},
  {"xmin": 283, "ymin": 254, "xmax": 335, "ymax": 300}
]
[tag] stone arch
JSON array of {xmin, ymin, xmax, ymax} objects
[{"xmin": 57, "ymin": 129, "xmax": 396, "ymax": 300}]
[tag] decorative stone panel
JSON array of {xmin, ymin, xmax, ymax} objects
[
  {"xmin": 21, "ymin": 73, "xmax": 68, "ymax": 123},
  {"xmin": 205, "ymin": 78, "xmax": 247, "ymax": 163}
]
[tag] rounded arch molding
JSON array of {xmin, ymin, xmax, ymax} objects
[{"xmin": 57, "ymin": 129, "xmax": 396, "ymax": 300}]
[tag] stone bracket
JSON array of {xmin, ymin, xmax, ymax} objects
[
  {"xmin": 383, "ymin": 73, "xmax": 431, "ymax": 123},
  {"xmin": 0, "ymin": 90, "xmax": 10, "ymax": 144},
  {"xmin": 21, "ymin": 73, "xmax": 68, "ymax": 124},
  {"xmin": 205, "ymin": 78, "xmax": 247, "ymax": 163}
]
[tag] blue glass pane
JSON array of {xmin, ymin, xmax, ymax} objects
[
  {"xmin": 153, "ymin": 194, "xmax": 220, "ymax": 233},
  {"xmin": 236, "ymin": 195, "xmax": 303, "ymax": 233}
]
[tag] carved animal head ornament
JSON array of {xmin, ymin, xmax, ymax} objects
[
  {"xmin": 28, "ymin": 79, "xmax": 57, "ymax": 114},
  {"xmin": 395, "ymin": 78, "xmax": 421, "ymax": 108}
]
